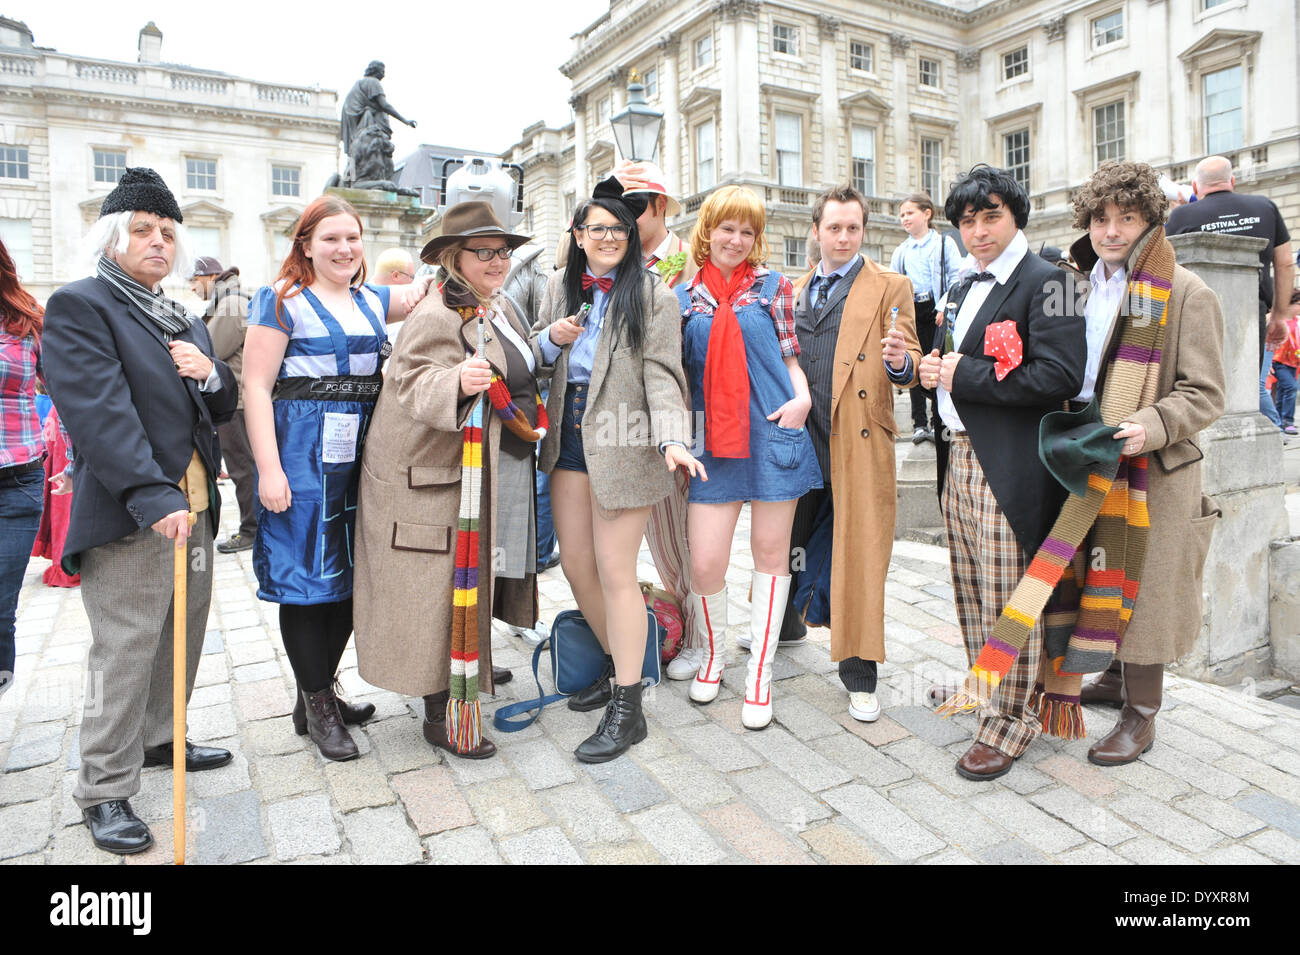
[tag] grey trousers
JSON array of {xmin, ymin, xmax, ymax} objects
[{"xmin": 74, "ymin": 517, "xmax": 214, "ymax": 810}]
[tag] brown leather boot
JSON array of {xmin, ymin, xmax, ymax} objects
[
  {"xmin": 301, "ymin": 687, "xmax": 360, "ymax": 761},
  {"xmin": 1087, "ymin": 663, "xmax": 1162, "ymax": 766},
  {"xmin": 1079, "ymin": 660, "xmax": 1123, "ymax": 708},
  {"xmin": 422, "ymin": 691, "xmax": 497, "ymax": 760},
  {"xmin": 292, "ymin": 679, "xmax": 375, "ymax": 735}
]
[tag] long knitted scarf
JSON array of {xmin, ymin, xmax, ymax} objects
[
  {"xmin": 699, "ymin": 261, "xmax": 755, "ymax": 458},
  {"xmin": 938, "ymin": 227, "xmax": 1172, "ymax": 739},
  {"xmin": 446, "ymin": 305, "xmax": 548, "ymax": 753},
  {"xmin": 96, "ymin": 255, "xmax": 194, "ymax": 337}
]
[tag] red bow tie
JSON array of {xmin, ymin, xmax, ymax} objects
[{"xmin": 581, "ymin": 274, "xmax": 613, "ymax": 293}]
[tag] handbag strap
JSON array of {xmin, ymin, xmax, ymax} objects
[{"xmin": 491, "ymin": 639, "xmax": 566, "ymax": 733}]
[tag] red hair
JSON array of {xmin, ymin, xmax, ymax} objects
[
  {"xmin": 0, "ymin": 238, "xmax": 42, "ymax": 339},
  {"xmin": 272, "ymin": 196, "xmax": 366, "ymax": 328}
]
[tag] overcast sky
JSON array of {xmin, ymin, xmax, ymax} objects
[{"xmin": 13, "ymin": 0, "xmax": 609, "ymax": 156}]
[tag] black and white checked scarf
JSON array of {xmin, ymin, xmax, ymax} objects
[{"xmin": 96, "ymin": 255, "xmax": 194, "ymax": 338}]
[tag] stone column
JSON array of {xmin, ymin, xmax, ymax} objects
[
  {"xmin": 735, "ymin": 1, "xmax": 761, "ymax": 179},
  {"xmin": 658, "ymin": 33, "xmax": 681, "ymax": 189},
  {"xmin": 718, "ymin": 9, "xmax": 740, "ymax": 180},
  {"xmin": 889, "ymin": 33, "xmax": 912, "ymax": 191},
  {"xmin": 1040, "ymin": 15, "xmax": 1068, "ymax": 192},
  {"xmin": 818, "ymin": 16, "xmax": 841, "ymax": 183},
  {"xmin": 570, "ymin": 92, "xmax": 588, "ymax": 200},
  {"xmin": 1168, "ymin": 232, "xmax": 1288, "ymax": 684},
  {"xmin": 956, "ymin": 49, "xmax": 981, "ymax": 176}
]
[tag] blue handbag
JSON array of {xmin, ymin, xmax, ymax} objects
[{"xmin": 492, "ymin": 608, "xmax": 664, "ymax": 733}]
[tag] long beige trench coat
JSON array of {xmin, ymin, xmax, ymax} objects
[
  {"xmin": 1070, "ymin": 232, "xmax": 1226, "ymax": 664},
  {"xmin": 353, "ymin": 295, "xmax": 538, "ymax": 697}
]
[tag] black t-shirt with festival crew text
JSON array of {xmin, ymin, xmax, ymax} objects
[{"xmin": 1166, "ymin": 190, "xmax": 1291, "ymax": 309}]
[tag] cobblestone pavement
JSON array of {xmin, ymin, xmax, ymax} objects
[{"xmin": 3, "ymin": 491, "xmax": 1299, "ymax": 866}]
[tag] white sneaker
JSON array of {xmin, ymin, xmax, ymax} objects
[
  {"xmin": 848, "ymin": 691, "xmax": 881, "ymax": 723},
  {"xmin": 512, "ymin": 619, "xmax": 549, "ymax": 647},
  {"xmin": 666, "ymin": 646, "xmax": 705, "ymax": 681}
]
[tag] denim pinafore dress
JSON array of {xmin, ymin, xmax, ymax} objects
[
  {"xmin": 253, "ymin": 286, "xmax": 388, "ymax": 605},
  {"xmin": 676, "ymin": 271, "xmax": 822, "ymax": 504}
]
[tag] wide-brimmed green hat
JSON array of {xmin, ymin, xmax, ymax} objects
[{"xmin": 1037, "ymin": 398, "xmax": 1123, "ymax": 498}]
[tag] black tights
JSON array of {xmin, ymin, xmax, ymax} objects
[{"xmin": 279, "ymin": 598, "xmax": 354, "ymax": 693}]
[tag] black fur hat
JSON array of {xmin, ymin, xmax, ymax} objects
[
  {"xmin": 591, "ymin": 175, "xmax": 647, "ymax": 219},
  {"xmin": 99, "ymin": 167, "xmax": 183, "ymax": 223}
]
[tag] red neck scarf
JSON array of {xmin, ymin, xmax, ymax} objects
[{"xmin": 699, "ymin": 260, "xmax": 755, "ymax": 458}]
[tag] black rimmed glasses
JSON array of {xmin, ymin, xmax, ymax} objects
[
  {"xmin": 465, "ymin": 247, "xmax": 513, "ymax": 261},
  {"xmin": 574, "ymin": 224, "xmax": 631, "ymax": 241}
]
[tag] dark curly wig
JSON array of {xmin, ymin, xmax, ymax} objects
[{"xmin": 1071, "ymin": 161, "xmax": 1168, "ymax": 230}]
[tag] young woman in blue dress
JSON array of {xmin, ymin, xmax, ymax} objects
[
  {"xmin": 243, "ymin": 195, "xmax": 430, "ymax": 761},
  {"xmin": 677, "ymin": 185, "xmax": 822, "ymax": 730}
]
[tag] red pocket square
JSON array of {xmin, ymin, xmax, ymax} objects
[{"xmin": 983, "ymin": 320, "xmax": 1024, "ymax": 381}]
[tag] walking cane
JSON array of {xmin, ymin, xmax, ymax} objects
[{"xmin": 173, "ymin": 511, "xmax": 196, "ymax": 865}]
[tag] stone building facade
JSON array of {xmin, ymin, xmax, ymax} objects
[
  {"xmin": 503, "ymin": 0, "xmax": 1299, "ymax": 272},
  {"xmin": 0, "ymin": 19, "xmax": 339, "ymax": 302}
]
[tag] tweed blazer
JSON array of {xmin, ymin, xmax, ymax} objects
[{"xmin": 534, "ymin": 270, "xmax": 690, "ymax": 512}]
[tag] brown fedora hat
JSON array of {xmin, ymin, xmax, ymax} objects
[{"xmin": 420, "ymin": 200, "xmax": 531, "ymax": 264}]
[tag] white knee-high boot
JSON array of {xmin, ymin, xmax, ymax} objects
[
  {"xmin": 741, "ymin": 572, "xmax": 791, "ymax": 730},
  {"xmin": 687, "ymin": 588, "xmax": 728, "ymax": 704}
]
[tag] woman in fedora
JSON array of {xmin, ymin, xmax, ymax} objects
[
  {"xmin": 353, "ymin": 201, "xmax": 542, "ymax": 760},
  {"xmin": 535, "ymin": 176, "xmax": 699, "ymax": 763}
]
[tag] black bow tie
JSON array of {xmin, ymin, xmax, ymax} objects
[{"xmin": 968, "ymin": 271, "xmax": 996, "ymax": 284}]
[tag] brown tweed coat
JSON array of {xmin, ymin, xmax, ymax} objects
[
  {"xmin": 353, "ymin": 295, "xmax": 538, "ymax": 697},
  {"xmin": 534, "ymin": 270, "xmax": 691, "ymax": 512},
  {"xmin": 1070, "ymin": 233, "xmax": 1226, "ymax": 664}
]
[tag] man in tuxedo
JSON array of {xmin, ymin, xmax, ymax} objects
[
  {"xmin": 917, "ymin": 165, "xmax": 1085, "ymax": 780},
  {"xmin": 43, "ymin": 168, "xmax": 237, "ymax": 854}
]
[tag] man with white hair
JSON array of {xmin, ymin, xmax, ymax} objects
[
  {"xmin": 372, "ymin": 247, "xmax": 415, "ymax": 286},
  {"xmin": 1167, "ymin": 156, "xmax": 1294, "ymax": 426},
  {"xmin": 43, "ymin": 167, "xmax": 237, "ymax": 855}
]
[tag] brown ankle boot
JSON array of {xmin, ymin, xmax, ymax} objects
[
  {"xmin": 301, "ymin": 687, "xmax": 360, "ymax": 761},
  {"xmin": 1079, "ymin": 660, "xmax": 1123, "ymax": 708},
  {"xmin": 1087, "ymin": 663, "xmax": 1162, "ymax": 766},
  {"xmin": 421, "ymin": 691, "xmax": 496, "ymax": 760},
  {"xmin": 292, "ymin": 679, "xmax": 375, "ymax": 735}
]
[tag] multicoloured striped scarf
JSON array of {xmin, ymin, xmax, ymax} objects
[
  {"xmin": 447, "ymin": 304, "xmax": 548, "ymax": 753},
  {"xmin": 938, "ymin": 226, "xmax": 1172, "ymax": 739}
]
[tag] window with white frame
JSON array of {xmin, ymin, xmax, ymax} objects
[
  {"xmin": 851, "ymin": 125, "xmax": 875, "ymax": 196},
  {"xmin": 784, "ymin": 237, "xmax": 804, "ymax": 269},
  {"xmin": 920, "ymin": 138, "xmax": 942, "ymax": 200},
  {"xmin": 919, "ymin": 57, "xmax": 941, "ymax": 88},
  {"xmin": 597, "ymin": 97, "xmax": 611, "ymax": 126},
  {"xmin": 93, "ymin": 148, "xmax": 126, "ymax": 184},
  {"xmin": 774, "ymin": 111, "xmax": 803, "ymax": 187},
  {"xmin": 642, "ymin": 67, "xmax": 657, "ymax": 99},
  {"xmin": 695, "ymin": 119, "xmax": 716, "ymax": 191},
  {"xmin": 850, "ymin": 40, "xmax": 873, "ymax": 72},
  {"xmin": 0, "ymin": 146, "xmax": 29, "ymax": 180},
  {"xmin": 1002, "ymin": 46, "xmax": 1029, "ymax": 80},
  {"xmin": 1203, "ymin": 0, "xmax": 1229, "ymax": 8},
  {"xmin": 563, "ymin": 191, "xmax": 576, "ymax": 217},
  {"xmin": 773, "ymin": 22, "xmax": 798, "ymax": 56},
  {"xmin": 0, "ymin": 218, "xmax": 33, "ymax": 278},
  {"xmin": 695, "ymin": 33, "xmax": 713, "ymax": 68},
  {"xmin": 186, "ymin": 157, "xmax": 217, "ymax": 191},
  {"xmin": 1093, "ymin": 100, "xmax": 1126, "ymax": 163},
  {"xmin": 1204, "ymin": 65, "xmax": 1244, "ymax": 153},
  {"xmin": 188, "ymin": 226, "xmax": 221, "ymax": 260},
  {"xmin": 1004, "ymin": 128, "xmax": 1031, "ymax": 194},
  {"xmin": 271, "ymin": 164, "xmax": 300, "ymax": 197},
  {"xmin": 1091, "ymin": 11, "xmax": 1124, "ymax": 48}
]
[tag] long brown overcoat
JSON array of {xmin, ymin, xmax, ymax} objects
[
  {"xmin": 353, "ymin": 295, "xmax": 538, "ymax": 697},
  {"xmin": 791, "ymin": 257, "xmax": 921, "ymax": 663},
  {"xmin": 1070, "ymin": 232, "xmax": 1226, "ymax": 664}
]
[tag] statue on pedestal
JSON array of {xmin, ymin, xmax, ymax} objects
[{"xmin": 337, "ymin": 60, "xmax": 419, "ymax": 196}]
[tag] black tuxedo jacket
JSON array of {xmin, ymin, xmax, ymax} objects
[
  {"xmin": 935, "ymin": 252, "xmax": 1085, "ymax": 557},
  {"xmin": 42, "ymin": 275, "xmax": 236, "ymax": 563}
]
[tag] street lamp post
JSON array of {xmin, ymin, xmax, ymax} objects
[{"xmin": 609, "ymin": 69, "xmax": 664, "ymax": 163}]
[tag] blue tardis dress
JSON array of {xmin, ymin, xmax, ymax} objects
[
  {"xmin": 249, "ymin": 282, "xmax": 390, "ymax": 605},
  {"xmin": 676, "ymin": 270, "xmax": 822, "ymax": 503}
]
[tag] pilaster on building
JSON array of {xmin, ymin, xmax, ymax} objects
[{"xmin": 502, "ymin": 0, "xmax": 1300, "ymax": 274}]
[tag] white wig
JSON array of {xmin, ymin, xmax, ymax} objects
[{"xmin": 82, "ymin": 209, "xmax": 194, "ymax": 284}]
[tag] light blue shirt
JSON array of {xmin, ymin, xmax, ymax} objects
[
  {"xmin": 890, "ymin": 228, "xmax": 962, "ymax": 301},
  {"xmin": 537, "ymin": 268, "xmax": 615, "ymax": 384},
  {"xmin": 809, "ymin": 255, "xmax": 859, "ymax": 304}
]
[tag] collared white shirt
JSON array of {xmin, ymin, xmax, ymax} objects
[
  {"xmin": 937, "ymin": 230, "xmax": 1029, "ymax": 434},
  {"xmin": 1074, "ymin": 258, "xmax": 1126, "ymax": 403},
  {"xmin": 809, "ymin": 253, "xmax": 860, "ymax": 303},
  {"xmin": 647, "ymin": 232, "xmax": 673, "ymax": 265}
]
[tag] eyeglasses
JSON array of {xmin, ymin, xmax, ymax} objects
[
  {"xmin": 464, "ymin": 247, "xmax": 513, "ymax": 261},
  {"xmin": 574, "ymin": 224, "xmax": 630, "ymax": 241}
]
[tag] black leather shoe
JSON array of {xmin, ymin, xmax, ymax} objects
[
  {"xmin": 567, "ymin": 656, "xmax": 614, "ymax": 712},
  {"xmin": 216, "ymin": 533, "xmax": 255, "ymax": 554},
  {"xmin": 83, "ymin": 800, "xmax": 153, "ymax": 854},
  {"xmin": 142, "ymin": 740, "xmax": 234, "ymax": 771},
  {"xmin": 492, "ymin": 665, "xmax": 513, "ymax": 686},
  {"xmin": 575, "ymin": 682, "xmax": 647, "ymax": 763}
]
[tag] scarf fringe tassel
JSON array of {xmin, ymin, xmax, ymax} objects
[
  {"xmin": 445, "ymin": 697, "xmax": 482, "ymax": 753},
  {"xmin": 1039, "ymin": 696, "xmax": 1087, "ymax": 740},
  {"xmin": 935, "ymin": 675, "xmax": 992, "ymax": 717}
]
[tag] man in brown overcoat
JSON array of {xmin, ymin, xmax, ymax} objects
[{"xmin": 780, "ymin": 184, "xmax": 921, "ymax": 722}]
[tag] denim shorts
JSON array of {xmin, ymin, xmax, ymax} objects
[{"xmin": 553, "ymin": 383, "xmax": 589, "ymax": 473}]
